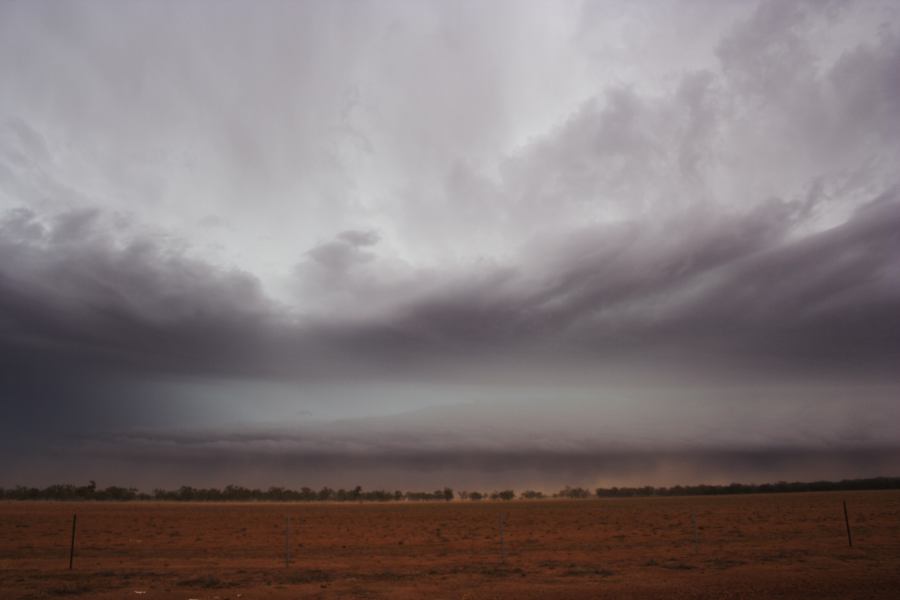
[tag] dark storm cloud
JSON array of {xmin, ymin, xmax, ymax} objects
[
  {"xmin": 371, "ymin": 193, "xmax": 900, "ymax": 377},
  {"xmin": 0, "ymin": 206, "xmax": 281, "ymax": 436},
  {"xmin": 2, "ymin": 1, "xmax": 899, "ymax": 487},
  {"xmin": 0, "ymin": 208, "xmax": 273, "ymax": 375},
  {"xmin": 0, "ymin": 193, "xmax": 896, "ymax": 395}
]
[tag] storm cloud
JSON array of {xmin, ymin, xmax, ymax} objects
[{"xmin": 1, "ymin": 0, "xmax": 898, "ymax": 489}]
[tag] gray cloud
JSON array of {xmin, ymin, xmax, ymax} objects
[
  {"xmin": 1, "ymin": 1, "xmax": 899, "ymax": 487},
  {"xmin": 306, "ymin": 229, "xmax": 381, "ymax": 272},
  {"xmin": 3, "ymin": 191, "xmax": 895, "ymax": 386}
]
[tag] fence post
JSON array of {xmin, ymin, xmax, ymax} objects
[
  {"xmin": 843, "ymin": 501, "xmax": 853, "ymax": 547},
  {"xmin": 690, "ymin": 510, "xmax": 699, "ymax": 553},
  {"xmin": 284, "ymin": 516, "xmax": 291, "ymax": 567},
  {"xmin": 499, "ymin": 513, "xmax": 507, "ymax": 563},
  {"xmin": 68, "ymin": 514, "xmax": 77, "ymax": 570}
]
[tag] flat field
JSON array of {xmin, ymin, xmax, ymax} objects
[{"xmin": 1, "ymin": 491, "xmax": 899, "ymax": 599}]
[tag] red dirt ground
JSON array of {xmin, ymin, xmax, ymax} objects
[{"xmin": 1, "ymin": 490, "xmax": 899, "ymax": 599}]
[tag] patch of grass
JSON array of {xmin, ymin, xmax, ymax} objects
[
  {"xmin": 94, "ymin": 571, "xmax": 117, "ymax": 577},
  {"xmin": 837, "ymin": 552, "xmax": 871, "ymax": 561},
  {"xmin": 562, "ymin": 566, "xmax": 615, "ymax": 577},
  {"xmin": 442, "ymin": 563, "xmax": 525, "ymax": 577},
  {"xmin": 643, "ymin": 557, "xmax": 697, "ymax": 570},
  {"xmin": 759, "ymin": 550, "xmax": 806, "ymax": 563},
  {"xmin": 660, "ymin": 560, "xmax": 695, "ymax": 571},
  {"xmin": 177, "ymin": 575, "xmax": 233, "ymax": 588},
  {"xmin": 47, "ymin": 584, "xmax": 94, "ymax": 596},
  {"xmin": 282, "ymin": 569, "xmax": 331, "ymax": 584},
  {"xmin": 707, "ymin": 558, "xmax": 746, "ymax": 569},
  {"xmin": 365, "ymin": 570, "xmax": 412, "ymax": 582}
]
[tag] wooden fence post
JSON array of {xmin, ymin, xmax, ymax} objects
[
  {"xmin": 843, "ymin": 501, "xmax": 853, "ymax": 547},
  {"xmin": 284, "ymin": 516, "xmax": 291, "ymax": 567},
  {"xmin": 499, "ymin": 513, "xmax": 507, "ymax": 563},
  {"xmin": 690, "ymin": 510, "xmax": 699, "ymax": 553},
  {"xmin": 68, "ymin": 514, "xmax": 77, "ymax": 570}
]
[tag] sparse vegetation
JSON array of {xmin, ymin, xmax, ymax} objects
[
  {"xmin": 521, "ymin": 490, "xmax": 545, "ymax": 499},
  {"xmin": 594, "ymin": 477, "xmax": 900, "ymax": 497},
  {"xmin": 2, "ymin": 477, "xmax": 897, "ymax": 502},
  {"xmin": 177, "ymin": 575, "xmax": 227, "ymax": 588},
  {"xmin": 47, "ymin": 583, "xmax": 95, "ymax": 596},
  {"xmin": 556, "ymin": 486, "xmax": 591, "ymax": 499}
]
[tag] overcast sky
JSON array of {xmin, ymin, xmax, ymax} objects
[{"xmin": 1, "ymin": 0, "xmax": 899, "ymax": 491}]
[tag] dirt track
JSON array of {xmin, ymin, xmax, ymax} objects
[{"xmin": 2, "ymin": 490, "xmax": 899, "ymax": 599}]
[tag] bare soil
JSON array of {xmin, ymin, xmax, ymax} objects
[{"xmin": 2, "ymin": 490, "xmax": 899, "ymax": 599}]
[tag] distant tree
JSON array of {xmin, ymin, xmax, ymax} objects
[
  {"xmin": 521, "ymin": 490, "xmax": 545, "ymax": 499},
  {"xmin": 74, "ymin": 481, "xmax": 96, "ymax": 499},
  {"xmin": 556, "ymin": 486, "xmax": 590, "ymax": 499},
  {"xmin": 469, "ymin": 491, "xmax": 484, "ymax": 501},
  {"xmin": 442, "ymin": 487, "xmax": 454, "ymax": 501},
  {"xmin": 99, "ymin": 486, "xmax": 138, "ymax": 501},
  {"xmin": 491, "ymin": 490, "xmax": 515, "ymax": 501}
]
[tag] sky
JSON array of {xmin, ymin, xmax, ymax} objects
[{"xmin": 1, "ymin": 0, "xmax": 899, "ymax": 492}]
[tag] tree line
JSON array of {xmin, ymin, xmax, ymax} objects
[
  {"xmin": 0, "ymin": 482, "xmax": 455, "ymax": 502},
  {"xmin": 1, "ymin": 477, "xmax": 897, "ymax": 502},
  {"xmin": 594, "ymin": 476, "xmax": 900, "ymax": 497}
]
